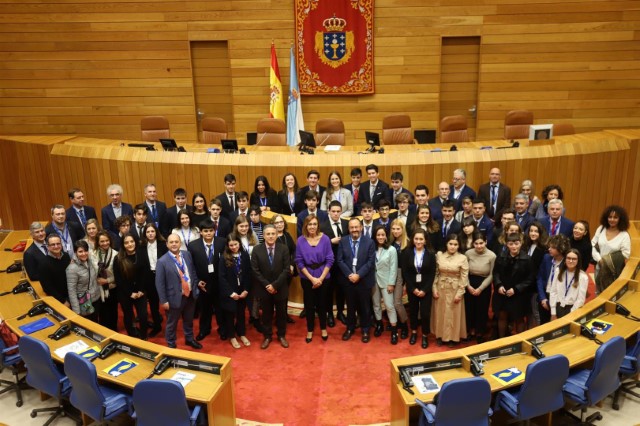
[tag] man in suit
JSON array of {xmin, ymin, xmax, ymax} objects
[
  {"xmin": 188, "ymin": 219, "xmax": 226, "ymax": 341},
  {"xmin": 542, "ymin": 199, "xmax": 574, "ymax": 237},
  {"xmin": 345, "ymin": 167, "xmax": 363, "ymax": 216},
  {"xmin": 449, "ymin": 168, "xmax": 476, "ymax": 211},
  {"xmin": 514, "ymin": 193, "xmax": 534, "ymax": 232},
  {"xmin": 359, "ymin": 202, "xmax": 376, "ymax": 239},
  {"xmin": 45, "ymin": 204, "xmax": 85, "ymax": 257},
  {"xmin": 320, "ymin": 200, "xmax": 349, "ymax": 326},
  {"xmin": 208, "ymin": 199, "xmax": 231, "ymax": 239},
  {"xmin": 472, "ymin": 199, "xmax": 494, "ymax": 243},
  {"xmin": 66, "ymin": 188, "xmax": 97, "ymax": 227},
  {"xmin": 388, "ymin": 171, "xmax": 414, "ymax": 208},
  {"xmin": 251, "ymin": 225, "xmax": 291, "ymax": 349},
  {"xmin": 155, "ymin": 233, "xmax": 204, "ymax": 349},
  {"xmin": 477, "ymin": 167, "xmax": 511, "ymax": 220},
  {"xmin": 215, "ymin": 173, "xmax": 239, "ymax": 220},
  {"xmin": 438, "ymin": 200, "xmax": 461, "ymax": 251},
  {"xmin": 359, "ymin": 164, "xmax": 392, "ymax": 211},
  {"xmin": 298, "ymin": 169, "xmax": 326, "ymax": 203},
  {"xmin": 429, "ymin": 181, "xmax": 451, "ymax": 223},
  {"xmin": 101, "ymin": 183, "xmax": 134, "ymax": 235},
  {"xmin": 489, "ymin": 208, "xmax": 516, "ymax": 253},
  {"xmin": 24, "ymin": 221, "xmax": 48, "ymax": 281},
  {"xmin": 162, "ymin": 187, "xmax": 193, "ymax": 237},
  {"xmin": 228, "ymin": 191, "xmax": 250, "ymax": 224},
  {"xmin": 296, "ymin": 190, "xmax": 328, "ymax": 236},
  {"xmin": 390, "ymin": 193, "xmax": 416, "ymax": 228},
  {"xmin": 337, "ymin": 218, "xmax": 376, "ymax": 343},
  {"xmin": 143, "ymin": 183, "xmax": 167, "ymax": 230},
  {"xmin": 131, "ymin": 203, "xmax": 149, "ymax": 242}
]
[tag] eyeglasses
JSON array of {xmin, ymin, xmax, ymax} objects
[{"xmin": 566, "ymin": 257, "xmax": 579, "ymax": 262}]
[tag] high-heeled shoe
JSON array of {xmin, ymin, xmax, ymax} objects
[
  {"xmin": 321, "ymin": 330, "xmax": 328, "ymax": 341},
  {"xmin": 306, "ymin": 332, "xmax": 313, "ymax": 343}
]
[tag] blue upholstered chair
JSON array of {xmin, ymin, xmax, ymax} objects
[
  {"xmin": 612, "ymin": 331, "xmax": 640, "ymax": 410},
  {"xmin": 0, "ymin": 335, "xmax": 25, "ymax": 407},
  {"xmin": 64, "ymin": 351, "xmax": 131, "ymax": 424},
  {"xmin": 133, "ymin": 379, "xmax": 201, "ymax": 426},
  {"xmin": 494, "ymin": 354, "xmax": 569, "ymax": 425},
  {"xmin": 563, "ymin": 336, "xmax": 626, "ymax": 423},
  {"xmin": 18, "ymin": 335, "xmax": 81, "ymax": 424},
  {"xmin": 415, "ymin": 377, "xmax": 493, "ymax": 426}
]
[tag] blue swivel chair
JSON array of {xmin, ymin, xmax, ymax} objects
[
  {"xmin": 612, "ymin": 331, "xmax": 640, "ymax": 410},
  {"xmin": 563, "ymin": 336, "xmax": 626, "ymax": 423},
  {"xmin": 494, "ymin": 354, "xmax": 569, "ymax": 425},
  {"xmin": 64, "ymin": 351, "xmax": 131, "ymax": 424},
  {"xmin": 18, "ymin": 335, "xmax": 81, "ymax": 424},
  {"xmin": 415, "ymin": 377, "xmax": 493, "ymax": 426},
  {"xmin": 0, "ymin": 336, "xmax": 25, "ymax": 407},
  {"xmin": 133, "ymin": 379, "xmax": 201, "ymax": 426}
]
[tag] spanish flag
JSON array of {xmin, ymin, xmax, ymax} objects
[{"xmin": 269, "ymin": 43, "xmax": 285, "ymax": 120}]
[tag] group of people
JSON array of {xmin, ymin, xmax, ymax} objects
[{"xmin": 22, "ymin": 166, "xmax": 632, "ymax": 351}]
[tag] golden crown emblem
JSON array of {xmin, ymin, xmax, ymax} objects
[{"xmin": 323, "ymin": 14, "xmax": 347, "ymax": 32}]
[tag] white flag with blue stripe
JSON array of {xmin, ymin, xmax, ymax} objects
[{"xmin": 286, "ymin": 47, "xmax": 305, "ymax": 146}]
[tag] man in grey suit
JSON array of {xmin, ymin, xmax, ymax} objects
[{"xmin": 155, "ymin": 234, "xmax": 205, "ymax": 349}]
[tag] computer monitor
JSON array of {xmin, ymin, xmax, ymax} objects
[
  {"xmin": 414, "ymin": 129, "xmax": 436, "ymax": 144},
  {"xmin": 299, "ymin": 130, "xmax": 316, "ymax": 148},
  {"xmin": 365, "ymin": 131, "xmax": 380, "ymax": 152},
  {"xmin": 221, "ymin": 139, "xmax": 239, "ymax": 153},
  {"xmin": 529, "ymin": 124, "xmax": 554, "ymax": 141},
  {"xmin": 159, "ymin": 138, "xmax": 178, "ymax": 151},
  {"xmin": 246, "ymin": 132, "xmax": 257, "ymax": 146}
]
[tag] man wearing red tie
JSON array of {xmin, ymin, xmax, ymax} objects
[
  {"xmin": 542, "ymin": 199, "xmax": 574, "ymax": 237},
  {"xmin": 156, "ymin": 234, "xmax": 205, "ymax": 349}
]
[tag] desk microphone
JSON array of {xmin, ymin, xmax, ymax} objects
[{"xmin": 256, "ymin": 132, "xmax": 269, "ymax": 145}]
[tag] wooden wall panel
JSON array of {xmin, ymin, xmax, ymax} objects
[{"xmin": 0, "ymin": 0, "xmax": 639, "ymax": 145}]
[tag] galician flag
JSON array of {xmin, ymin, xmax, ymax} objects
[
  {"xmin": 286, "ymin": 46, "xmax": 305, "ymax": 146},
  {"xmin": 269, "ymin": 43, "xmax": 285, "ymax": 120}
]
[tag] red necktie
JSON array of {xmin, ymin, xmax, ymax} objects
[
  {"xmin": 175, "ymin": 254, "xmax": 191, "ymax": 297},
  {"xmin": 551, "ymin": 220, "xmax": 558, "ymax": 236},
  {"xmin": 354, "ymin": 187, "xmax": 359, "ymax": 204}
]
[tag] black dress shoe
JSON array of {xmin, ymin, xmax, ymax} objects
[
  {"xmin": 374, "ymin": 321, "xmax": 384, "ymax": 337},
  {"xmin": 149, "ymin": 327, "xmax": 162, "ymax": 338},
  {"xmin": 286, "ymin": 316, "xmax": 295, "ymax": 324},
  {"xmin": 436, "ymin": 338, "xmax": 443, "ymax": 347},
  {"xmin": 401, "ymin": 326, "xmax": 409, "ymax": 340},
  {"xmin": 196, "ymin": 332, "xmax": 209, "ymax": 341},
  {"xmin": 337, "ymin": 312, "xmax": 347, "ymax": 325},
  {"xmin": 342, "ymin": 330, "xmax": 353, "ymax": 341},
  {"xmin": 168, "ymin": 342, "xmax": 177, "ymax": 349},
  {"xmin": 185, "ymin": 340, "xmax": 203, "ymax": 349},
  {"xmin": 327, "ymin": 315, "xmax": 335, "ymax": 328},
  {"xmin": 299, "ymin": 309, "xmax": 307, "ymax": 318},
  {"xmin": 422, "ymin": 336, "xmax": 429, "ymax": 349},
  {"xmin": 391, "ymin": 332, "xmax": 398, "ymax": 345},
  {"xmin": 361, "ymin": 332, "xmax": 370, "ymax": 343},
  {"xmin": 409, "ymin": 333, "xmax": 417, "ymax": 345}
]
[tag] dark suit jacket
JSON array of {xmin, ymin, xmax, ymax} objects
[
  {"xmin": 541, "ymin": 216, "xmax": 575, "ymax": 238},
  {"xmin": 250, "ymin": 190, "xmax": 280, "ymax": 213},
  {"xmin": 188, "ymin": 237, "xmax": 225, "ymax": 294},
  {"xmin": 359, "ymin": 180, "xmax": 391, "ymax": 210},
  {"xmin": 145, "ymin": 201, "xmax": 167, "ymax": 229},
  {"xmin": 428, "ymin": 197, "xmax": 448, "ymax": 223},
  {"xmin": 389, "ymin": 210, "xmax": 416, "ymax": 228},
  {"xmin": 101, "ymin": 202, "xmax": 134, "ymax": 235},
  {"xmin": 515, "ymin": 211, "xmax": 534, "ymax": 232},
  {"xmin": 137, "ymin": 241, "xmax": 168, "ymax": 293},
  {"xmin": 215, "ymin": 192, "xmax": 237, "ymax": 220},
  {"xmin": 438, "ymin": 218, "xmax": 462, "ymax": 251},
  {"xmin": 210, "ymin": 216, "xmax": 232, "ymax": 239},
  {"xmin": 374, "ymin": 218, "xmax": 392, "ymax": 234},
  {"xmin": 250, "ymin": 243, "xmax": 290, "ymax": 301},
  {"xmin": 336, "ymin": 236, "xmax": 376, "ymax": 289},
  {"xmin": 400, "ymin": 247, "xmax": 436, "ymax": 294},
  {"xmin": 494, "ymin": 251, "xmax": 534, "ymax": 294},
  {"xmin": 344, "ymin": 184, "xmax": 362, "ymax": 215},
  {"xmin": 320, "ymin": 219, "xmax": 348, "ymax": 257},
  {"xmin": 24, "ymin": 242, "xmax": 47, "ymax": 281},
  {"xmin": 298, "ymin": 185, "xmax": 326, "ymax": 202},
  {"xmin": 44, "ymin": 221, "xmax": 85, "ymax": 252},
  {"xmin": 155, "ymin": 250, "xmax": 200, "ymax": 309},
  {"xmin": 449, "ymin": 185, "xmax": 476, "ymax": 211},
  {"xmin": 478, "ymin": 182, "xmax": 511, "ymax": 219},
  {"xmin": 65, "ymin": 205, "xmax": 97, "ymax": 225},
  {"xmin": 277, "ymin": 190, "xmax": 304, "ymax": 216},
  {"xmin": 388, "ymin": 187, "xmax": 414, "ymax": 208},
  {"xmin": 218, "ymin": 250, "xmax": 251, "ymax": 312},
  {"xmin": 475, "ymin": 215, "xmax": 495, "ymax": 244},
  {"xmin": 131, "ymin": 221, "xmax": 148, "ymax": 243},
  {"xmin": 37, "ymin": 253, "xmax": 71, "ymax": 303},
  {"xmin": 162, "ymin": 204, "xmax": 193, "ymax": 237},
  {"xmin": 296, "ymin": 209, "xmax": 329, "ymax": 237}
]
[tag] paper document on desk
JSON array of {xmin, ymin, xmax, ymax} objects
[
  {"xmin": 323, "ymin": 145, "xmax": 341, "ymax": 152},
  {"xmin": 492, "ymin": 367, "xmax": 525, "ymax": 386},
  {"xmin": 585, "ymin": 319, "xmax": 613, "ymax": 335},
  {"xmin": 104, "ymin": 358, "xmax": 137, "ymax": 377},
  {"xmin": 170, "ymin": 371, "xmax": 196, "ymax": 388},
  {"xmin": 411, "ymin": 374, "xmax": 440, "ymax": 394},
  {"xmin": 54, "ymin": 340, "xmax": 89, "ymax": 359}
]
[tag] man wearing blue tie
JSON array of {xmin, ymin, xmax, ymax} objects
[
  {"xmin": 337, "ymin": 218, "xmax": 376, "ymax": 343},
  {"xmin": 143, "ymin": 184, "xmax": 167, "ymax": 229},
  {"xmin": 66, "ymin": 188, "xmax": 97, "ymax": 227}
]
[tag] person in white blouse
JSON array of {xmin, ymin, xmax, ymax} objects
[
  {"xmin": 591, "ymin": 205, "xmax": 631, "ymax": 293},
  {"xmin": 320, "ymin": 171, "xmax": 354, "ymax": 217},
  {"xmin": 550, "ymin": 249, "xmax": 589, "ymax": 319},
  {"xmin": 171, "ymin": 209, "xmax": 201, "ymax": 250}
]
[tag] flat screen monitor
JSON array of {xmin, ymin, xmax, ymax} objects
[
  {"xmin": 414, "ymin": 129, "xmax": 436, "ymax": 144},
  {"xmin": 247, "ymin": 132, "xmax": 257, "ymax": 146},
  {"xmin": 159, "ymin": 138, "xmax": 178, "ymax": 151},
  {"xmin": 221, "ymin": 139, "xmax": 239, "ymax": 152},
  {"xmin": 529, "ymin": 124, "xmax": 554, "ymax": 141},
  {"xmin": 299, "ymin": 130, "xmax": 316, "ymax": 148},
  {"xmin": 128, "ymin": 143, "xmax": 155, "ymax": 150},
  {"xmin": 365, "ymin": 131, "xmax": 380, "ymax": 147}
]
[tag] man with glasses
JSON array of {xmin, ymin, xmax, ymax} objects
[
  {"xmin": 101, "ymin": 183, "xmax": 133, "ymax": 235},
  {"xmin": 37, "ymin": 234, "xmax": 71, "ymax": 305},
  {"xmin": 449, "ymin": 169, "xmax": 476, "ymax": 211}
]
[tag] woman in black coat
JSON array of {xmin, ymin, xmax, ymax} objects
[
  {"xmin": 137, "ymin": 223, "xmax": 167, "ymax": 337},
  {"xmin": 218, "ymin": 233, "xmax": 252, "ymax": 349}
]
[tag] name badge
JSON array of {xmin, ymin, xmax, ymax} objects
[
  {"xmin": 416, "ymin": 274, "xmax": 422, "ymax": 283},
  {"xmin": 208, "ymin": 264, "xmax": 214, "ymax": 273},
  {"xmin": 352, "ymin": 258, "xmax": 358, "ymax": 267}
]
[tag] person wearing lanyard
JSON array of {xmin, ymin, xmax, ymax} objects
[
  {"xmin": 401, "ymin": 228, "xmax": 436, "ymax": 349},
  {"xmin": 188, "ymin": 219, "xmax": 226, "ymax": 342},
  {"xmin": 277, "ymin": 173, "xmax": 302, "ymax": 216},
  {"xmin": 536, "ymin": 234, "xmax": 570, "ymax": 325},
  {"xmin": 337, "ymin": 218, "xmax": 376, "ymax": 343},
  {"xmin": 171, "ymin": 209, "xmax": 200, "ymax": 251},
  {"xmin": 251, "ymin": 175, "xmax": 280, "ymax": 213},
  {"xmin": 218, "ymin": 234, "xmax": 252, "ymax": 349},
  {"xmin": 320, "ymin": 171, "xmax": 354, "ymax": 217},
  {"xmin": 45, "ymin": 204, "xmax": 85, "ymax": 258},
  {"xmin": 155, "ymin": 233, "xmax": 204, "ymax": 349},
  {"xmin": 138, "ymin": 223, "xmax": 167, "ymax": 338},
  {"xmin": 549, "ymin": 249, "xmax": 589, "ymax": 319},
  {"xmin": 372, "ymin": 225, "xmax": 398, "ymax": 344},
  {"xmin": 208, "ymin": 199, "xmax": 231, "ymax": 239}
]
